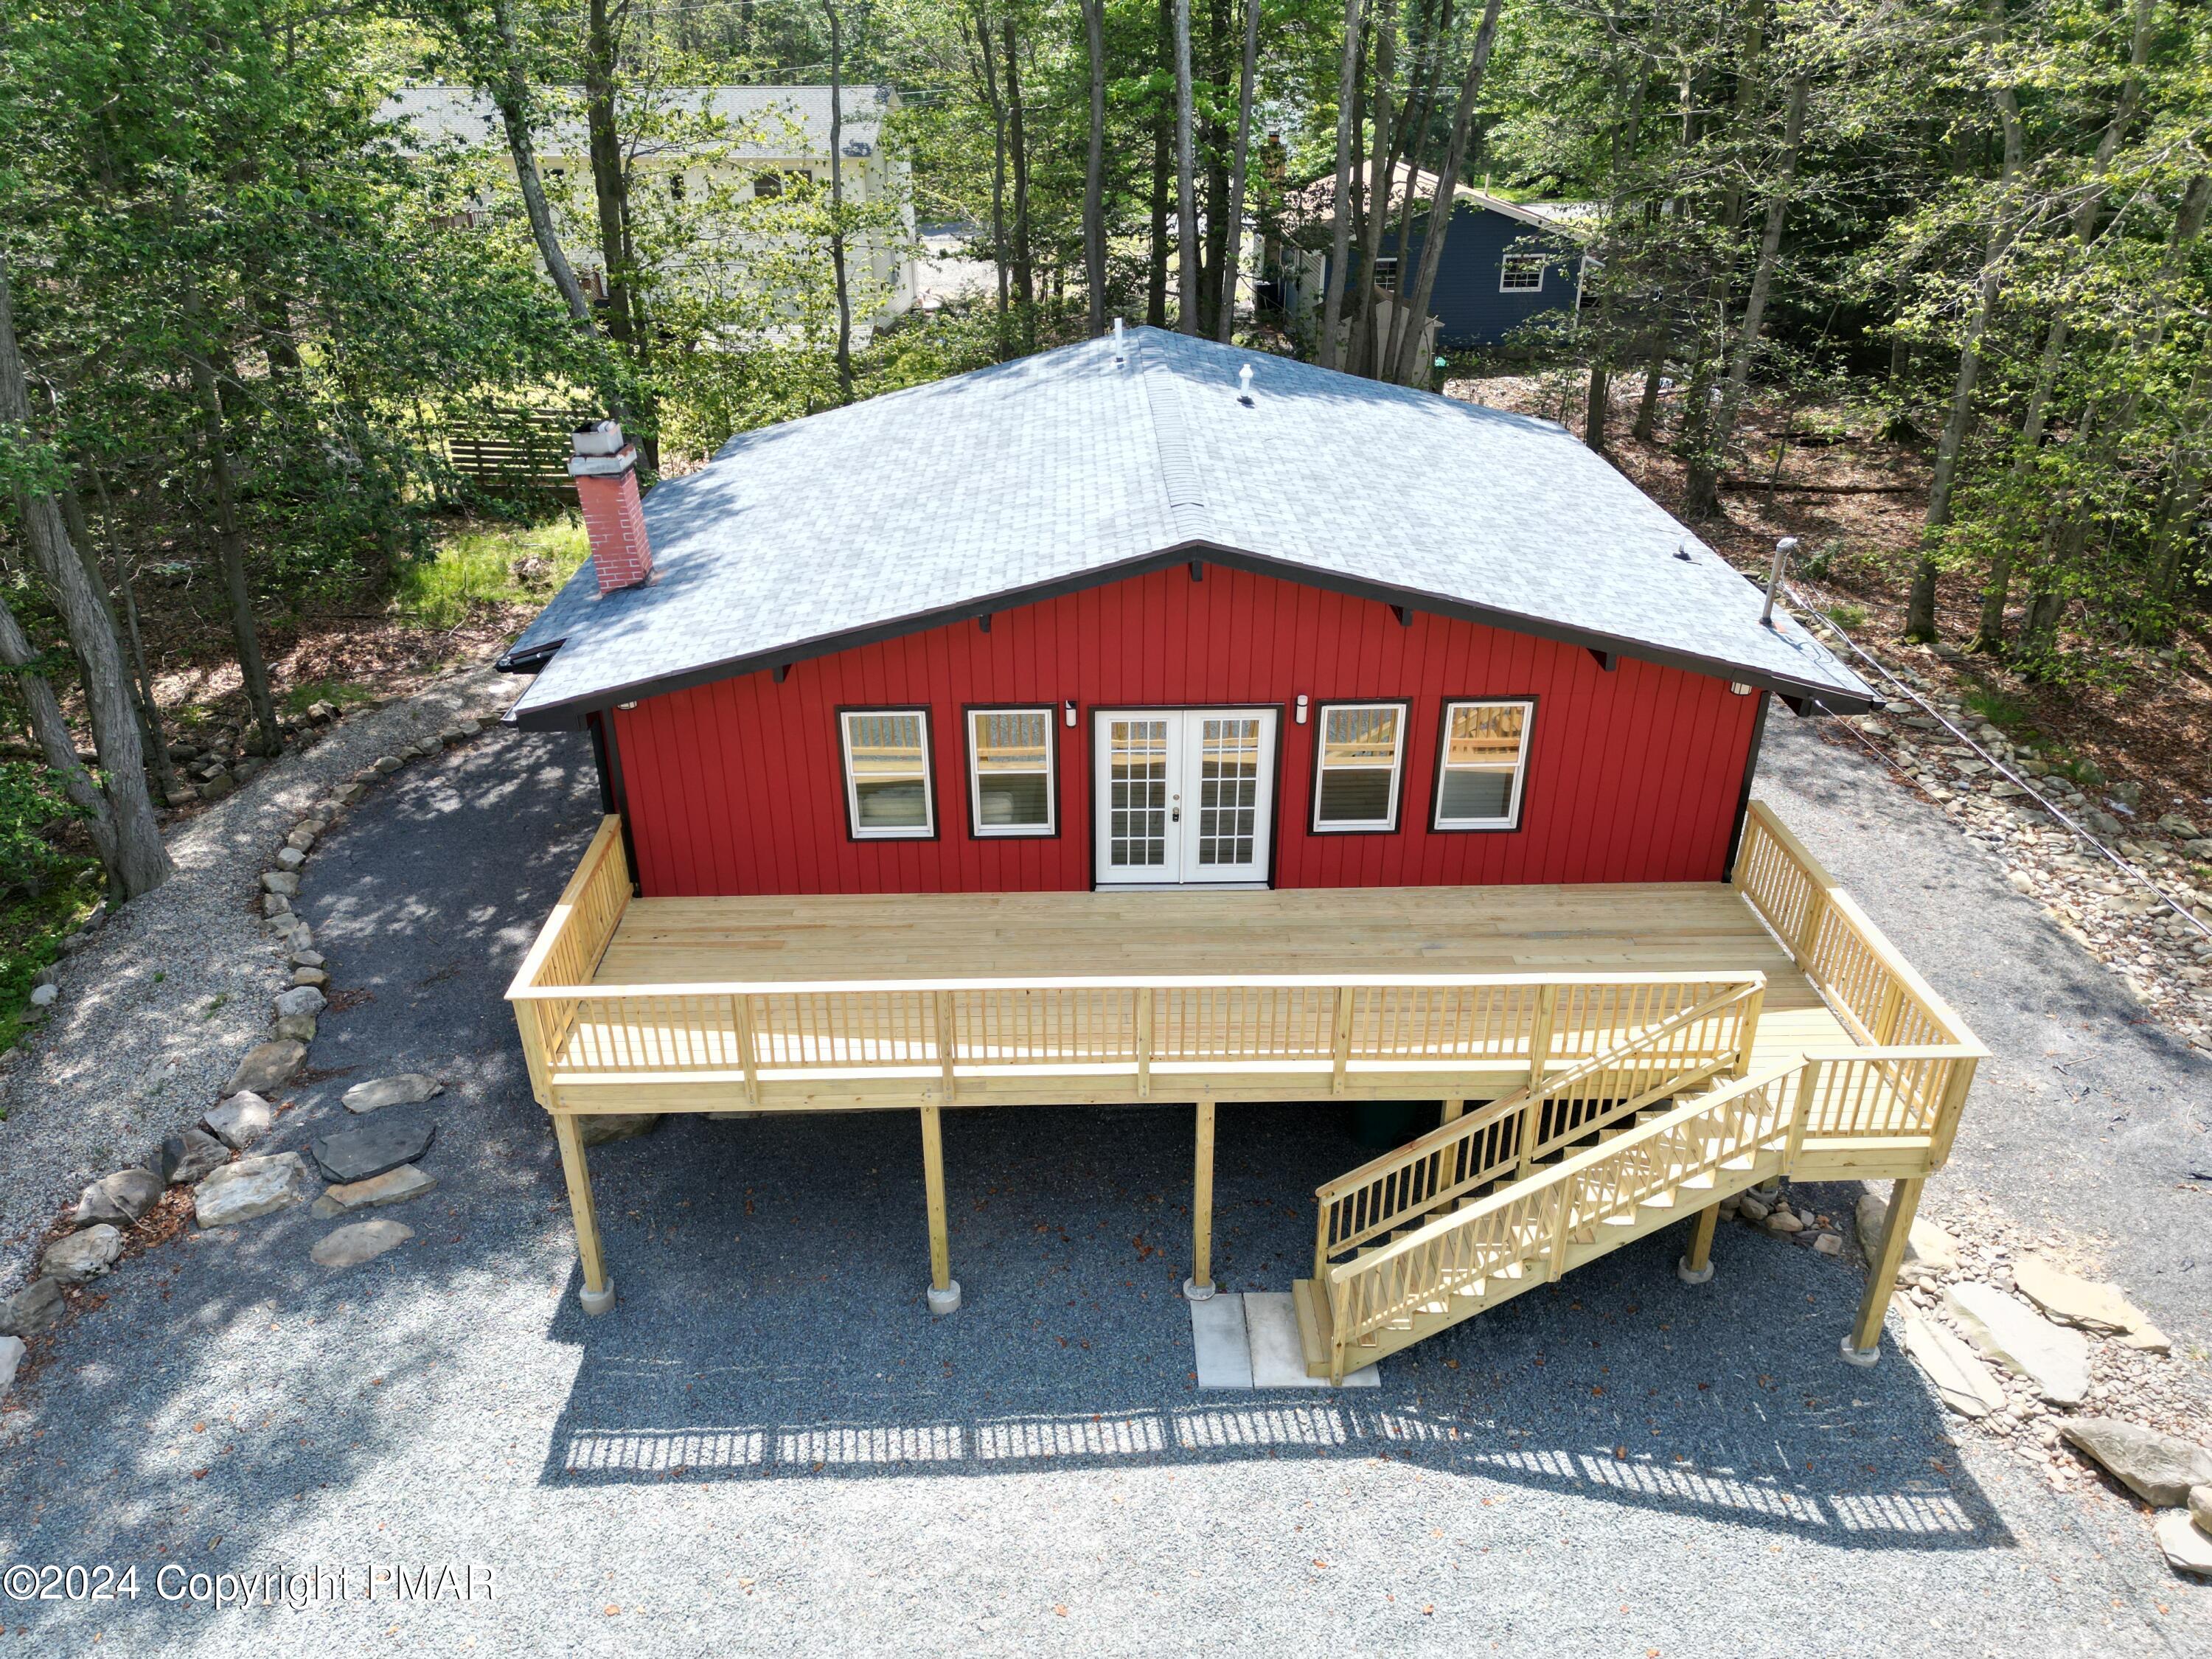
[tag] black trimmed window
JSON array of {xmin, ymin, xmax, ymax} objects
[
  {"xmin": 1433, "ymin": 700, "xmax": 1532, "ymax": 830},
  {"xmin": 841, "ymin": 710, "xmax": 934, "ymax": 838},
  {"xmin": 1312, "ymin": 702, "xmax": 1407, "ymax": 832},
  {"xmin": 967, "ymin": 708, "xmax": 1055, "ymax": 835}
]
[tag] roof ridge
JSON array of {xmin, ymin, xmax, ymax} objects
[{"xmin": 1136, "ymin": 336, "xmax": 1211, "ymax": 546}]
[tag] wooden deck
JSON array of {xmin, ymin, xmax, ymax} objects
[{"xmin": 592, "ymin": 882, "xmax": 1854, "ymax": 1081}]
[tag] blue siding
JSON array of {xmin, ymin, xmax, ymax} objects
[{"xmin": 1363, "ymin": 201, "xmax": 1580, "ymax": 347}]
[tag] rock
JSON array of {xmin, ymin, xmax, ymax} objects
[
  {"xmin": 341, "ymin": 1074, "xmax": 444, "ymax": 1114},
  {"xmin": 372, "ymin": 754, "xmax": 403, "ymax": 773},
  {"xmin": 333, "ymin": 782, "xmax": 364, "ymax": 805},
  {"xmin": 2085, "ymin": 808, "xmax": 2126, "ymax": 838},
  {"xmin": 1902, "ymin": 1313, "xmax": 2009, "ymax": 1419},
  {"xmin": 1989, "ymin": 781, "xmax": 2027, "ymax": 799},
  {"xmin": 577, "ymin": 1113, "xmax": 661, "ymax": 1147},
  {"xmin": 1765, "ymin": 1210, "xmax": 1805, "ymax": 1234},
  {"xmin": 274, "ymin": 984, "xmax": 327, "ymax": 1019},
  {"xmin": 2014, "ymin": 1253, "xmax": 2155, "ymax": 1337},
  {"xmin": 310, "ymin": 1164, "xmax": 437, "ymax": 1217},
  {"xmin": 456, "ymin": 719, "xmax": 482, "ymax": 737},
  {"xmin": 2156, "ymin": 1510, "xmax": 2212, "ymax": 1576},
  {"xmin": 1812, "ymin": 1232, "xmax": 1843, "ymax": 1255},
  {"xmin": 262, "ymin": 893, "xmax": 292, "ymax": 919},
  {"xmin": 41, "ymin": 1224, "xmax": 122, "ymax": 1284},
  {"xmin": 72, "ymin": 1167, "xmax": 162, "ymax": 1229},
  {"xmin": 286, "ymin": 827, "xmax": 316, "ymax": 852},
  {"xmin": 198, "ymin": 773, "xmax": 235, "ymax": 802},
  {"xmin": 1856, "ymin": 1192, "xmax": 1959, "ymax": 1273},
  {"xmin": 0, "ymin": 1277, "xmax": 63, "ymax": 1335},
  {"xmin": 2112, "ymin": 780, "xmax": 2143, "ymax": 807},
  {"xmin": 262, "ymin": 872, "xmax": 299, "ymax": 897},
  {"xmin": 27, "ymin": 983, "xmax": 58, "ymax": 1009},
  {"xmin": 0, "ymin": 1335, "xmax": 21, "ymax": 1399},
  {"xmin": 2193, "ymin": 1486, "xmax": 2212, "ymax": 1534},
  {"xmin": 1944, "ymin": 1282, "xmax": 2091, "ymax": 1405},
  {"xmin": 1736, "ymin": 1194, "xmax": 1770, "ymax": 1221},
  {"xmin": 2059, "ymin": 1419, "xmax": 2212, "ymax": 1506},
  {"xmin": 276, "ymin": 847, "xmax": 306, "ymax": 872},
  {"xmin": 291, "ymin": 948, "xmax": 325, "ymax": 969},
  {"xmin": 310, "ymin": 1119, "xmax": 435, "ymax": 1184},
  {"xmin": 204, "ymin": 1091, "xmax": 274, "ymax": 1150},
  {"xmin": 273, "ymin": 1013, "xmax": 318, "ymax": 1044},
  {"xmin": 2158, "ymin": 813, "xmax": 2202, "ymax": 840},
  {"xmin": 225, "ymin": 1040, "xmax": 305, "ymax": 1096},
  {"xmin": 291, "ymin": 967, "xmax": 327, "ymax": 989},
  {"xmin": 2121, "ymin": 1325, "xmax": 2174, "ymax": 1354},
  {"xmin": 158, "ymin": 1128, "xmax": 229, "ymax": 1186},
  {"xmin": 193, "ymin": 1153, "xmax": 311, "ymax": 1227},
  {"xmin": 310, "ymin": 1219, "xmax": 414, "ymax": 1268}
]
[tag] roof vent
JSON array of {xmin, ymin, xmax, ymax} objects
[
  {"xmin": 1674, "ymin": 543, "xmax": 1694, "ymax": 562},
  {"xmin": 1237, "ymin": 364, "xmax": 1254, "ymax": 406},
  {"xmin": 1113, "ymin": 316, "xmax": 1125, "ymax": 364}
]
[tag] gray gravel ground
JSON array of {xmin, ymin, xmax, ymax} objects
[
  {"xmin": 0, "ymin": 715, "xmax": 2204, "ymax": 1655},
  {"xmin": 0, "ymin": 666, "xmax": 515, "ymax": 1293}
]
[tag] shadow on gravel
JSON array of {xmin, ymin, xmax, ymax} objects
[{"xmin": 535, "ymin": 1101, "xmax": 2012, "ymax": 1555}]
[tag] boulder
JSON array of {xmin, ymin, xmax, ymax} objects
[
  {"xmin": 341, "ymin": 1074, "xmax": 443, "ymax": 1114},
  {"xmin": 275, "ymin": 847, "xmax": 306, "ymax": 872},
  {"xmin": 261, "ymin": 872, "xmax": 300, "ymax": 897},
  {"xmin": 371, "ymin": 754, "xmax": 403, "ymax": 773},
  {"xmin": 2154, "ymin": 1510, "xmax": 2212, "ymax": 1577},
  {"xmin": 0, "ymin": 1335, "xmax": 22, "ymax": 1399},
  {"xmin": 291, "ymin": 968, "xmax": 328, "ymax": 989},
  {"xmin": 1902, "ymin": 1314, "xmax": 2007, "ymax": 1419},
  {"xmin": 310, "ymin": 1164, "xmax": 437, "ymax": 1217},
  {"xmin": 291, "ymin": 948, "xmax": 325, "ymax": 969},
  {"xmin": 204, "ymin": 1091, "xmax": 274, "ymax": 1150},
  {"xmin": 2014, "ymin": 1253, "xmax": 2154, "ymax": 1337},
  {"xmin": 198, "ymin": 773, "xmax": 235, "ymax": 802},
  {"xmin": 2194, "ymin": 1485, "xmax": 2212, "ymax": 1535},
  {"xmin": 1855, "ymin": 1192, "xmax": 1960, "ymax": 1277},
  {"xmin": 41, "ymin": 1225, "xmax": 122, "ymax": 1284},
  {"xmin": 1943, "ymin": 1281, "xmax": 2091, "ymax": 1405},
  {"xmin": 310, "ymin": 1219, "xmax": 414, "ymax": 1268},
  {"xmin": 2157, "ymin": 813, "xmax": 2202, "ymax": 840},
  {"xmin": 261, "ymin": 894, "xmax": 292, "ymax": 919},
  {"xmin": 224, "ymin": 1040, "xmax": 305, "ymax": 1096},
  {"xmin": 578, "ymin": 1113, "xmax": 662, "ymax": 1148},
  {"xmin": 72, "ymin": 1168, "xmax": 162, "ymax": 1229},
  {"xmin": 2059, "ymin": 1418, "xmax": 2212, "ymax": 1506},
  {"xmin": 0, "ymin": 1276, "xmax": 63, "ymax": 1335},
  {"xmin": 27, "ymin": 983, "xmax": 57, "ymax": 1009},
  {"xmin": 310, "ymin": 1119, "xmax": 434, "ymax": 1184},
  {"xmin": 193, "ymin": 1153, "xmax": 311, "ymax": 1227},
  {"xmin": 274, "ymin": 985, "xmax": 327, "ymax": 1020},
  {"xmin": 273, "ymin": 1013, "xmax": 318, "ymax": 1044},
  {"xmin": 158, "ymin": 1129, "xmax": 229, "ymax": 1186}
]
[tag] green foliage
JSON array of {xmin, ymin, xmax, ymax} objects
[
  {"xmin": 282, "ymin": 680, "xmax": 380, "ymax": 715},
  {"xmin": 391, "ymin": 518, "xmax": 591, "ymax": 630},
  {"xmin": 1963, "ymin": 687, "xmax": 2036, "ymax": 734},
  {"xmin": 1826, "ymin": 602, "xmax": 1868, "ymax": 630},
  {"xmin": 0, "ymin": 762, "xmax": 84, "ymax": 889},
  {"xmin": 0, "ymin": 764, "xmax": 99, "ymax": 1057}
]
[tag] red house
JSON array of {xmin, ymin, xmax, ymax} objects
[{"xmin": 503, "ymin": 329, "xmax": 1983, "ymax": 1383}]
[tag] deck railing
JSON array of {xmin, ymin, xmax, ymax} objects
[{"xmin": 1310, "ymin": 975, "xmax": 1766, "ymax": 1276}]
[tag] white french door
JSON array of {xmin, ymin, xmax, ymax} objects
[{"xmin": 1093, "ymin": 709, "xmax": 1279, "ymax": 886}]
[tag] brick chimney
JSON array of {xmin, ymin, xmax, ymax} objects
[{"xmin": 570, "ymin": 420, "xmax": 652, "ymax": 595}]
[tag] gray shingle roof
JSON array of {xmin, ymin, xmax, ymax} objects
[{"xmin": 501, "ymin": 328, "xmax": 1874, "ymax": 726}]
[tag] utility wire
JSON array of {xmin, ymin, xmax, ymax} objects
[{"xmin": 1783, "ymin": 582, "xmax": 2212, "ymax": 945}]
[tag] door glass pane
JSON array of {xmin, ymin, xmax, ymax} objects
[
  {"xmin": 1196, "ymin": 717, "xmax": 1261, "ymax": 866},
  {"xmin": 1107, "ymin": 719, "xmax": 1169, "ymax": 867}
]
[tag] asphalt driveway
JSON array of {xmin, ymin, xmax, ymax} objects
[{"xmin": 0, "ymin": 720, "xmax": 2202, "ymax": 1655}]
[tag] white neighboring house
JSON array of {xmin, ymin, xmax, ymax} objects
[{"xmin": 384, "ymin": 83, "xmax": 919, "ymax": 323}]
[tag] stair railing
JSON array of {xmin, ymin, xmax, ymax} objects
[
  {"xmin": 1310, "ymin": 975, "xmax": 1765, "ymax": 1279},
  {"xmin": 1321, "ymin": 1061, "xmax": 1801, "ymax": 1380}
]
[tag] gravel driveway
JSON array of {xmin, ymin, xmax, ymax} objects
[{"xmin": 0, "ymin": 716, "xmax": 2202, "ymax": 1655}]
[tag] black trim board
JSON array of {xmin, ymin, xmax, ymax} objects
[
  {"xmin": 506, "ymin": 540, "xmax": 1876, "ymax": 730},
  {"xmin": 1721, "ymin": 689, "xmax": 1771, "ymax": 881}
]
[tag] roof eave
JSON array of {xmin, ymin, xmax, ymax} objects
[{"xmin": 504, "ymin": 542, "xmax": 1876, "ymax": 731}]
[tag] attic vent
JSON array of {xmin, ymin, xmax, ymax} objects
[{"xmin": 1237, "ymin": 364, "xmax": 1254, "ymax": 406}]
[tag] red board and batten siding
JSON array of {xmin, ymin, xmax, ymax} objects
[{"xmin": 608, "ymin": 563, "xmax": 1761, "ymax": 899}]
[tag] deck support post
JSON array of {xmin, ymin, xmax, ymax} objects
[
  {"xmin": 1843, "ymin": 1175, "xmax": 1923, "ymax": 1366},
  {"xmin": 1677, "ymin": 1202, "xmax": 1719, "ymax": 1284},
  {"xmin": 919, "ymin": 1103, "xmax": 960, "ymax": 1314},
  {"xmin": 1184, "ymin": 1099, "xmax": 1217, "ymax": 1301},
  {"xmin": 552, "ymin": 1113, "xmax": 615, "ymax": 1315},
  {"xmin": 1440, "ymin": 1099, "xmax": 1464, "ymax": 1125}
]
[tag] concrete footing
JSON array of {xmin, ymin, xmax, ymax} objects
[
  {"xmin": 1676, "ymin": 1256, "xmax": 1716, "ymax": 1285},
  {"xmin": 927, "ymin": 1281, "xmax": 963, "ymax": 1316},
  {"xmin": 580, "ymin": 1279, "xmax": 616, "ymax": 1317},
  {"xmin": 1838, "ymin": 1336, "xmax": 1881, "ymax": 1368}
]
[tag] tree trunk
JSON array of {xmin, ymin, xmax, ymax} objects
[
  {"xmin": 1380, "ymin": 0, "xmax": 1455, "ymax": 378},
  {"xmin": 1147, "ymin": 0, "xmax": 1172, "ymax": 327},
  {"xmin": 487, "ymin": 0, "xmax": 595, "ymax": 327},
  {"xmin": 1388, "ymin": 0, "xmax": 1508, "ymax": 388},
  {"xmin": 1354, "ymin": 7, "xmax": 1397, "ymax": 377},
  {"xmin": 1317, "ymin": 0, "xmax": 1364, "ymax": 369},
  {"xmin": 1003, "ymin": 16, "xmax": 1035, "ymax": 341},
  {"xmin": 1216, "ymin": 0, "xmax": 1260, "ymax": 344},
  {"xmin": 0, "ymin": 591, "xmax": 122, "ymax": 877},
  {"xmin": 1082, "ymin": 0, "xmax": 1109, "ymax": 335},
  {"xmin": 1585, "ymin": 52, "xmax": 1647, "ymax": 453},
  {"xmin": 585, "ymin": 0, "xmax": 632, "ymax": 347},
  {"xmin": 1683, "ymin": 79, "xmax": 1806, "ymax": 519},
  {"xmin": 1173, "ymin": 0, "xmax": 1199, "ymax": 334},
  {"xmin": 0, "ymin": 251, "xmax": 167, "ymax": 897},
  {"xmin": 971, "ymin": 6, "xmax": 1011, "ymax": 338},
  {"xmin": 824, "ymin": 1, "xmax": 854, "ymax": 403}
]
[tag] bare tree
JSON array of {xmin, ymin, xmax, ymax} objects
[
  {"xmin": 967, "ymin": 5, "xmax": 1012, "ymax": 333},
  {"xmin": 483, "ymin": 0, "xmax": 596, "ymax": 326},
  {"xmin": 1002, "ymin": 15, "xmax": 1036, "ymax": 341},
  {"xmin": 1082, "ymin": 0, "xmax": 1109, "ymax": 335},
  {"xmin": 1214, "ymin": 0, "xmax": 1261, "ymax": 344},
  {"xmin": 824, "ymin": 0, "xmax": 854, "ymax": 403},
  {"xmin": 1354, "ymin": 6, "xmax": 1397, "ymax": 375},
  {"xmin": 1318, "ymin": 0, "xmax": 1365, "ymax": 369},
  {"xmin": 1174, "ymin": 0, "xmax": 1199, "ymax": 333}
]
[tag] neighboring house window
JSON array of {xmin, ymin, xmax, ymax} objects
[
  {"xmin": 841, "ymin": 710, "xmax": 934, "ymax": 838},
  {"xmin": 1433, "ymin": 700, "xmax": 1533, "ymax": 830},
  {"xmin": 753, "ymin": 170, "xmax": 784, "ymax": 199},
  {"xmin": 668, "ymin": 171, "xmax": 686, "ymax": 201},
  {"xmin": 1371, "ymin": 256, "xmax": 1399, "ymax": 296},
  {"xmin": 1312, "ymin": 702, "xmax": 1407, "ymax": 832},
  {"xmin": 967, "ymin": 709, "xmax": 1055, "ymax": 835},
  {"xmin": 1500, "ymin": 251, "xmax": 1545, "ymax": 293}
]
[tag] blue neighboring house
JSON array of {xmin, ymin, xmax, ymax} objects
[{"xmin": 1286, "ymin": 164, "xmax": 1587, "ymax": 349}]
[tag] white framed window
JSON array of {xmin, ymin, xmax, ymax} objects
[
  {"xmin": 1500, "ymin": 251, "xmax": 1546, "ymax": 293},
  {"xmin": 1432, "ymin": 700, "xmax": 1533, "ymax": 830},
  {"xmin": 840, "ymin": 709, "xmax": 934, "ymax": 839},
  {"xmin": 967, "ymin": 707, "xmax": 1055, "ymax": 836},
  {"xmin": 1311, "ymin": 702, "xmax": 1408, "ymax": 832},
  {"xmin": 1371, "ymin": 256, "xmax": 1400, "ymax": 296}
]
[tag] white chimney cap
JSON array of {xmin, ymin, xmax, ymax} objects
[{"xmin": 571, "ymin": 420, "xmax": 626, "ymax": 458}]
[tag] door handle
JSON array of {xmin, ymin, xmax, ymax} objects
[{"xmin": 1170, "ymin": 792, "xmax": 1182, "ymax": 823}]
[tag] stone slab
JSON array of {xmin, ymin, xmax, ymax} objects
[
  {"xmin": 1190, "ymin": 1293, "xmax": 1254, "ymax": 1390},
  {"xmin": 1943, "ymin": 1281, "xmax": 2090, "ymax": 1405},
  {"xmin": 341, "ymin": 1074, "xmax": 444, "ymax": 1114},
  {"xmin": 2154, "ymin": 1510, "xmax": 2212, "ymax": 1577},
  {"xmin": 310, "ymin": 1219, "xmax": 414, "ymax": 1268},
  {"xmin": 310, "ymin": 1119, "xmax": 435, "ymax": 1185},
  {"xmin": 193, "ymin": 1154, "xmax": 311, "ymax": 1228},
  {"xmin": 2061, "ymin": 1417, "xmax": 2212, "ymax": 1507},
  {"xmin": 224, "ymin": 1040, "xmax": 306, "ymax": 1097},
  {"xmin": 204, "ymin": 1092, "xmax": 274, "ymax": 1151},
  {"xmin": 310, "ymin": 1164, "xmax": 438, "ymax": 1217},
  {"xmin": 2014, "ymin": 1253, "xmax": 2152, "ymax": 1337},
  {"xmin": 1902, "ymin": 1313, "xmax": 2007, "ymax": 1419},
  {"xmin": 1244, "ymin": 1292, "xmax": 1379, "ymax": 1389},
  {"xmin": 0, "ymin": 1335, "xmax": 22, "ymax": 1400}
]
